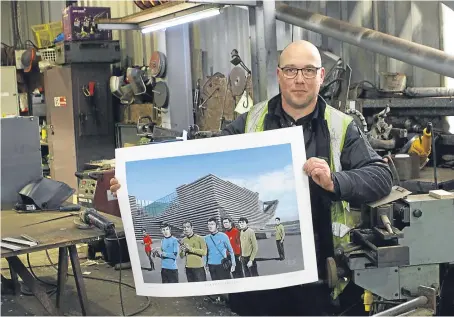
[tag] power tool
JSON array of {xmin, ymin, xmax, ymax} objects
[{"xmin": 78, "ymin": 208, "xmax": 116, "ymax": 236}]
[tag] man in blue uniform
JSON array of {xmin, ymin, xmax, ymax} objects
[{"xmin": 153, "ymin": 222, "xmax": 179, "ymax": 283}]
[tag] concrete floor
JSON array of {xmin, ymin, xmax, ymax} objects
[{"xmin": 1, "ymin": 260, "xmax": 237, "ymax": 316}]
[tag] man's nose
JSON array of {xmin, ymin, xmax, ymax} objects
[{"xmin": 294, "ymin": 70, "xmax": 306, "ymax": 84}]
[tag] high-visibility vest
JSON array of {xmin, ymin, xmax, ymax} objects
[{"xmin": 245, "ymin": 100, "xmax": 361, "ymax": 298}]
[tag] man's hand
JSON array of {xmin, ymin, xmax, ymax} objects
[
  {"xmin": 182, "ymin": 244, "xmax": 190, "ymax": 253},
  {"xmin": 303, "ymin": 157, "xmax": 334, "ymax": 193},
  {"xmin": 110, "ymin": 177, "xmax": 121, "ymax": 195},
  {"xmin": 230, "ymin": 265, "xmax": 236, "ymax": 273},
  {"xmin": 247, "ymin": 261, "xmax": 253, "ymax": 268}
]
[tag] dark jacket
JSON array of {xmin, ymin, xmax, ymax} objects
[{"xmin": 223, "ymin": 94, "xmax": 393, "ymax": 316}]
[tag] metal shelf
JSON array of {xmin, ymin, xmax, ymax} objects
[{"xmin": 356, "ymin": 97, "xmax": 454, "ymax": 116}]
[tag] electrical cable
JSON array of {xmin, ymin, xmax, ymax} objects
[
  {"xmin": 114, "ymin": 229, "xmax": 126, "ymax": 316},
  {"xmin": 44, "ymin": 245, "xmax": 151, "ymax": 316},
  {"xmin": 27, "ymin": 253, "xmax": 57, "ymax": 288},
  {"xmin": 25, "ymin": 253, "xmax": 57, "ymax": 297}
]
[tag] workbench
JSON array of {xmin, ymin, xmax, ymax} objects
[{"xmin": 1, "ymin": 210, "xmax": 124, "ymax": 316}]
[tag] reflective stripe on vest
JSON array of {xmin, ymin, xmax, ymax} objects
[
  {"xmin": 244, "ymin": 100, "xmax": 357, "ymax": 298},
  {"xmin": 245, "ymin": 100, "xmax": 268, "ymax": 133}
]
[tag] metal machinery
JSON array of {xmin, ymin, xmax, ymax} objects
[
  {"xmin": 94, "ymin": 2, "xmax": 454, "ymax": 315},
  {"xmin": 274, "ymin": 3, "xmax": 454, "ymax": 193},
  {"xmin": 326, "ymin": 187, "xmax": 454, "ymax": 316},
  {"xmin": 44, "ymin": 64, "xmax": 117, "ymax": 190}
]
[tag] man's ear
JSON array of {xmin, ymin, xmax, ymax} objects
[{"xmin": 319, "ymin": 67, "xmax": 326, "ymax": 84}]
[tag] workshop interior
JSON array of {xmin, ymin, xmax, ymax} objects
[{"xmin": 1, "ymin": 0, "xmax": 454, "ymax": 316}]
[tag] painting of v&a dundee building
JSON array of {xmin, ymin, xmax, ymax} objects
[{"xmin": 129, "ymin": 174, "xmax": 279, "ymax": 238}]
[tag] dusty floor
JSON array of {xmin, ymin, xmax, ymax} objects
[{"xmin": 1, "ymin": 259, "xmax": 237, "ymax": 316}]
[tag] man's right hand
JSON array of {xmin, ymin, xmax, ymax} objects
[{"xmin": 110, "ymin": 177, "xmax": 121, "ymax": 195}]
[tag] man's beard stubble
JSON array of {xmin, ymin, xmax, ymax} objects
[{"xmin": 284, "ymin": 91, "xmax": 315, "ymax": 109}]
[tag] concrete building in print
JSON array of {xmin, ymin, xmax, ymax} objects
[{"xmin": 130, "ymin": 174, "xmax": 279, "ymax": 239}]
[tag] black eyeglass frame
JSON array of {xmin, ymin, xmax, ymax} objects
[{"xmin": 278, "ymin": 66, "xmax": 322, "ymax": 79}]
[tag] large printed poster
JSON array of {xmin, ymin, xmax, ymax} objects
[{"xmin": 114, "ymin": 127, "xmax": 318, "ymax": 297}]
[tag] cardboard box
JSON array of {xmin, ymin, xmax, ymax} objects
[{"xmin": 63, "ymin": 6, "xmax": 112, "ymax": 41}]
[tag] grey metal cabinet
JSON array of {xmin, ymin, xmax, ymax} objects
[
  {"xmin": 1, "ymin": 116, "xmax": 42, "ymax": 210},
  {"xmin": 0, "ymin": 66, "xmax": 19, "ymax": 117}
]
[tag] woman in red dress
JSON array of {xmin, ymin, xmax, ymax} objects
[{"xmin": 142, "ymin": 229, "xmax": 155, "ymax": 270}]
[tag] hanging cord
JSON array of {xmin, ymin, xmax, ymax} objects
[
  {"xmin": 28, "ymin": 247, "xmax": 152, "ymax": 316},
  {"xmin": 383, "ymin": 154, "xmax": 401, "ymax": 186}
]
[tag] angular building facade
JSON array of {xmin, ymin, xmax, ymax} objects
[{"xmin": 130, "ymin": 174, "xmax": 278, "ymax": 239}]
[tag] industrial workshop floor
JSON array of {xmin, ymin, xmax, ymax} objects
[{"xmin": 1, "ymin": 250, "xmax": 237, "ymax": 316}]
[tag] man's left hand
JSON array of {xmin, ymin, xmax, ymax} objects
[
  {"xmin": 303, "ymin": 157, "xmax": 334, "ymax": 192},
  {"xmin": 247, "ymin": 261, "xmax": 253, "ymax": 268}
]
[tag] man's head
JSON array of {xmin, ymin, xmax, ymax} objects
[
  {"xmin": 275, "ymin": 217, "xmax": 281, "ymax": 225},
  {"xmin": 142, "ymin": 228, "xmax": 147, "ymax": 235},
  {"xmin": 182, "ymin": 221, "xmax": 193, "ymax": 237},
  {"xmin": 277, "ymin": 40, "xmax": 325, "ymax": 113},
  {"xmin": 207, "ymin": 217, "xmax": 218, "ymax": 233},
  {"xmin": 160, "ymin": 222, "xmax": 171, "ymax": 238},
  {"xmin": 238, "ymin": 217, "xmax": 248, "ymax": 230},
  {"xmin": 222, "ymin": 218, "xmax": 233, "ymax": 230}
]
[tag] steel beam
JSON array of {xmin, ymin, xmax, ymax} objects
[
  {"xmin": 186, "ymin": 0, "xmax": 257, "ymax": 6},
  {"xmin": 165, "ymin": 24, "xmax": 194, "ymax": 131},
  {"xmin": 254, "ymin": 5, "xmax": 268, "ymax": 102},
  {"xmin": 274, "ymin": 3, "xmax": 454, "ymax": 79},
  {"xmin": 263, "ymin": 0, "xmax": 279, "ymax": 99},
  {"xmin": 97, "ymin": 23, "xmax": 138, "ymax": 30},
  {"xmin": 248, "ymin": 7, "xmax": 260, "ymax": 104},
  {"xmin": 373, "ymin": 296, "xmax": 428, "ymax": 316}
]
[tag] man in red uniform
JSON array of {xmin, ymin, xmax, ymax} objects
[
  {"xmin": 142, "ymin": 228, "xmax": 155, "ymax": 271},
  {"xmin": 222, "ymin": 218, "xmax": 243, "ymax": 278}
]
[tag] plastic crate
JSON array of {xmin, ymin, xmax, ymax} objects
[
  {"xmin": 39, "ymin": 48, "xmax": 57, "ymax": 62},
  {"xmin": 31, "ymin": 21, "xmax": 63, "ymax": 48}
]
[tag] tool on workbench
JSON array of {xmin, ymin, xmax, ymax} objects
[
  {"xmin": 16, "ymin": 177, "xmax": 75, "ymax": 211},
  {"xmin": 1, "ymin": 235, "xmax": 39, "ymax": 251},
  {"xmin": 2, "ymin": 237, "xmax": 38, "ymax": 247},
  {"xmin": 75, "ymin": 208, "xmax": 116, "ymax": 236},
  {"xmin": 400, "ymin": 122, "xmax": 433, "ymax": 168},
  {"xmin": 14, "ymin": 203, "xmax": 81, "ymax": 213}
]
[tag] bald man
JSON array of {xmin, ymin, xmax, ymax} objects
[
  {"xmin": 222, "ymin": 40, "xmax": 393, "ymax": 315},
  {"xmin": 109, "ymin": 41, "xmax": 393, "ymax": 315}
]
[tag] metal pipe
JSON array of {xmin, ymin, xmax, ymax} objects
[
  {"xmin": 404, "ymin": 87, "xmax": 454, "ymax": 97},
  {"xmin": 372, "ymin": 296, "xmax": 428, "ymax": 316},
  {"xmin": 274, "ymin": 3, "xmax": 454, "ymax": 79}
]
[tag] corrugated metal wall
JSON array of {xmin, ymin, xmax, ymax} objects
[
  {"xmin": 1, "ymin": 1, "xmax": 65, "ymax": 47},
  {"xmin": 192, "ymin": 6, "xmax": 251, "ymax": 79},
  {"xmin": 78, "ymin": 0, "xmax": 442, "ymax": 87},
  {"xmin": 2, "ymin": 1, "xmax": 446, "ymax": 87}
]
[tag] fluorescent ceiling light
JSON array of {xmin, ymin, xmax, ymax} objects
[{"xmin": 141, "ymin": 8, "xmax": 220, "ymax": 34}]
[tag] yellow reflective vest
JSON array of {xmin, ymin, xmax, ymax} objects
[{"xmin": 244, "ymin": 99, "xmax": 361, "ymax": 298}]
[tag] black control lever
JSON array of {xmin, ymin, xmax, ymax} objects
[{"xmin": 75, "ymin": 172, "xmax": 85, "ymax": 179}]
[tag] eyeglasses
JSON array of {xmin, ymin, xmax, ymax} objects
[{"xmin": 279, "ymin": 66, "xmax": 321, "ymax": 79}]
